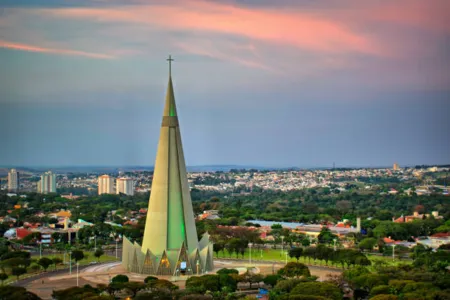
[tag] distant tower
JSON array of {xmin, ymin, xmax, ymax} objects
[
  {"xmin": 116, "ymin": 178, "xmax": 134, "ymax": 196},
  {"xmin": 7, "ymin": 169, "xmax": 19, "ymax": 192},
  {"xmin": 98, "ymin": 175, "xmax": 114, "ymax": 195},
  {"xmin": 38, "ymin": 171, "xmax": 56, "ymax": 194},
  {"xmin": 393, "ymin": 162, "xmax": 400, "ymax": 171},
  {"xmin": 122, "ymin": 56, "xmax": 213, "ymax": 275}
]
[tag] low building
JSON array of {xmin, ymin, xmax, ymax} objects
[
  {"xmin": 198, "ymin": 210, "xmax": 220, "ymax": 220},
  {"xmin": 394, "ymin": 211, "xmax": 443, "ymax": 223},
  {"xmin": 416, "ymin": 233, "xmax": 450, "ymax": 249}
]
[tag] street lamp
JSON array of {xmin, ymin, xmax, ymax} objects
[
  {"xmin": 115, "ymin": 239, "xmax": 118, "ymax": 259},
  {"xmin": 196, "ymin": 260, "xmax": 200, "ymax": 274},
  {"xmin": 94, "ymin": 235, "xmax": 97, "ymax": 252},
  {"xmin": 248, "ymin": 243, "xmax": 253, "ymax": 266},
  {"xmin": 69, "ymin": 251, "xmax": 72, "ymax": 275},
  {"xmin": 285, "ymin": 251, "xmax": 288, "ymax": 264},
  {"xmin": 333, "ymin": 238, "xmax": 337, "ymax": 251},
  {"xmin": 281, "ymin": 236, "xmax": 285, "ymax": 257},
  {"xmin": 392, "ymin": 245, "xmax": 396, "ymax": 261},
  {"xmin": 76, "ymin": 262, "xmax": 79, "ymax": 287}
]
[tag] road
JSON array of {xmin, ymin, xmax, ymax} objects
[{"xmin": 14, "ymin": 258, "xmax": 341, "ymax": 299}]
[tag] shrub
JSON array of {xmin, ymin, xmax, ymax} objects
[
  {"xmin": 370, "ymin": 295, "xmax": 398, "ymax": 300},
  {"xmin": 263, "ymin": 274, "xmax": 280, "ymax": 287},
  {"xmin": 289, "ymin": 296, "xmax": 329, "ymax": 300},
  {"xmin": 290, "ymin": 282, "xmax": 342, "ymax": 300},
  {"xmin": 387, "ymin": 280, "xmax": 414, "ymax": 292},
  {"xmin": 111, "ymin": 274, "xmax": 129, "ymax": 283},
  {"xmin": 277, "ymin": 262, "xmax": 311, "ymax": 278},
  {"xmin": 144, "ymin": 276, "xmax": 158, "ymax": 283},
  {"xmin": 217, "ymin": 268, "xmax": 238, "ymax": 275},
  {"xmin": 369, "ymin": 285, "xmax": 391, "ymax": 297}
]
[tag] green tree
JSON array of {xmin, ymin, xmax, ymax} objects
[
  {"xmin": 216, "ymin": 268, "xmax": 238, "ymax": 275},
  {"xmin": 273, "ymin": 278, "xmax": 308, "ymax": 295},
  {"xmin": 219, "ymin": 273, "xmax": 237, "ymax": 292},
  {"xmin": 0, "ymin": 273, "xmax": 8, "ymax": 285},
  {"xmin": 144, "ymin": 276, "xmax": 158, "ymax": 283},
  {"xmin": 277, "ymin": 262, "xmax": 311, "ymax": 278},
  {"xmin": 51, "ymin": 285, "xmax": 108, "ymax": 300},
  {"xmin": 0, "ymin": 286, "xmax": 41, "ymax": 300},
  {"xmin": 111, "ymin": 274, "xmax": 129, "ymax": 283},
  {"xmin": 124, "ymin": 282, "xmax": 146, "ymax": 298},
  {"xmin": 316, "ymin": 245, "xmax": 333, "ymax": 266},
  {"xmin": 151, "ymin": 279, "xmax": 178, "ymax": 291},
  {"xmin": 290, "ymin": 282, "xmax": 342, "ymax": 300},
  {"xmin": 186, "ymin": 275, "xmax": 221, "ymax": 293},
  {"xmin": 301, "ymin": 238, "xmax": 311, "ymax": 247},
  {"xmin": 317, "ymin": 227, "xmax": 337, "ymax": 244},
  {"xmin": 213, "ymin": 243, "xmax": 224, "ymax": 258},
  {"xmin": 94, "ymin": 249, "xmax": 104, "ymax": 262},
  {"xmin": 358, "ymin": 238, "xmax": 377, "ymax": 251},
  {"xmin": 71, "ymin": 250, "xmax": 84, "ymax": 263},
  {"xmin": 263, "ymin": 274, "xmax": 280, "ymax": 287},
  {"xmin": 52, "ymin": 258, "xmax": 62, "ymax": 271},
  {"xmin": 288, "ymin": 248, "xmax": 303, "ymax": 262},
  {"xmin": 11, "ymin": 267, "xmax": 27, "ymax": 280},
  {"xmin": 369, "ymin": 285, "xmax": 391, "ymax": 297},
  {"xmin": 1, "ymin": 258, "xmax": 30, "ymax": 269},
  {"xmin": 37, "ymin": 257, "xmax": 52, "ymax": 271},
  {"xmin": 370, "ymin": 295, "xmax": 398, "ymax": 300}
]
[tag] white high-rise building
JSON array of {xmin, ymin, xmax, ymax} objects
[
  {"xmin": 8, "ymin": 169, "xmax": 19, "ymax": 191},
  {"xmin": 98, "ymin": 175, "xmax": 114, "ymax": 195},
  {"xmin": 116, "ymin": 178, "xmax": 134, "ymax": 196},
  {"xmin": 38, "ymin": 171, "xmax": 56, "ymax": 194}
]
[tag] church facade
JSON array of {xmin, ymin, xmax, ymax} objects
[{"xmin": 122, "ymin": 57, "xmax": 214, "ymax": 275}]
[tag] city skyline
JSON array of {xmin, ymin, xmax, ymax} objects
[{"xmin": 1, "ymin": 0, "xmax": 449, "ymax": 167}]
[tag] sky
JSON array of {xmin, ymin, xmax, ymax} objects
[{"xmin": 0, "ymin": 0, "xmax": 449, "ymax": 168}]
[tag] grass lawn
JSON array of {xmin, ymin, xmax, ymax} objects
[
  {"xmin": 31, "ymin": 251, "xmax": 117, "ymax": 266},
  {"xmin": 213, "ymin": 248, "xmax": 411, "ymax": 269},
  {"xmin": 214, "ymin": 248, "xmax": 341, "ymax": 268},
  {"xmin": 366, "ymin": 253, "xmax": 412, "ymax": 267}
]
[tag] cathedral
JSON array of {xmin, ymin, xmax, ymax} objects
[{"xmin": 121, "ymin": 56, "xmax": 214, "ymax": 275}]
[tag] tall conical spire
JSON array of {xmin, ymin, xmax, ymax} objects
[
  {"xmin": 122, "ymin": 56, "xmax": 213, "ymax": 275},
  {"xmin": 142, "ymin": 55, "xmax": 198, "ymax": 255}
]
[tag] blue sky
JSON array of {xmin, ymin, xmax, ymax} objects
[{"xmin": 1, "ymin": 0, "xmax": 449, "ymax": 167}]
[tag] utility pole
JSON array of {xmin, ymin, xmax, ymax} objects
[
  {"xmin": 76, "ymin": 263, "xmax": 79, "ymax": 286},
  {"xmin": 392, "ymin": 245, "xmax": 396, "ymax": 261},
  {"xmin": 115, "ymin": 239, "xmax": 118, "ymax": 259},
  {"xmin": 248, "ymin": 243, "xmax": 253, "ymax": 266}
]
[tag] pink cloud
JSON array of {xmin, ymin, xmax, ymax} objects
[
  {"xmin": 172, "ymin": 39, "xmax": 276, "ymax": 72},
  {"xmin": 368, "ymin": 0, "xmax": 450, "ymax": 32},
  {"xmin": 38, "ymin": 1, "xmax": 382, "ymax": 56},
  {"xmin": 0, "ymin": 40, "xmax": 115, "ymax": 59}
]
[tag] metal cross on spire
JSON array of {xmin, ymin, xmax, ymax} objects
[{"xmin": 167, "ymin": 55, "xmax": 174, "ymax": 76}]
